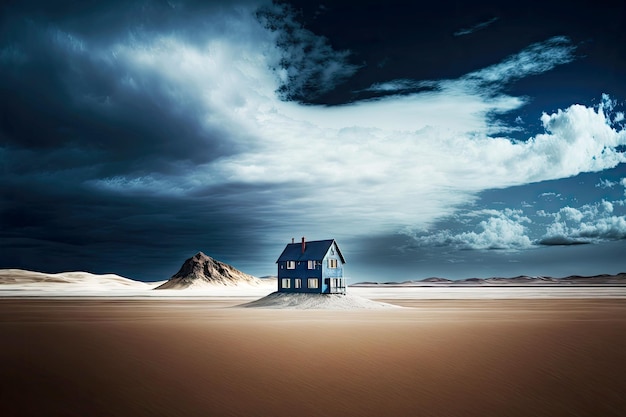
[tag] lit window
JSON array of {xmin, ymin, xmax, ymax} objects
[
  {"xmin": 328, "ymin": 259, "xmax": 338, "ymax": 268},
  {"xmin": 286, "ymin": 261, "xmax": 295, "ymax": 269},
  {"xmin": 307, "ymin": 278, "xmax": 319, "ymax": 289},
  {"xmin": 294, "ymin": 278, "xmax": 301, "ymax": 289},
  {"xmin": 307, "ymin": 260, "xmax": 315, "ymax": 269},
  {"xmin": 282, "ymin": 278, "xmax": 291, "ymax": 288}
]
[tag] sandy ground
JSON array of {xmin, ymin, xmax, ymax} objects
[{"xmin": 1, "ymin": 297, "xmax": 625, "ymax": 417}]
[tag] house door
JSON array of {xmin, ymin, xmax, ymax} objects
[{"xmin": 326, "ymin": 278, "xmax": 342, "ymax": 293}]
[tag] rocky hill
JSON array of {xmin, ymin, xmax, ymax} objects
[{"xmin": 155, "ymin": 252, "xmax": 262, "ymax": 289}]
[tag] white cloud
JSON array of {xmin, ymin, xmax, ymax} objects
[
  {"xmin": 65, "ymin": 4, "xmax": 626, "ymax": 241},
  {"xmin": 596, "ymin": 179, "xmax": 617, "ymax": 188},
  {"xmin": 361, "ymin": 37, "xmax": 574, "ymax": 114},
  {"xmin": 525, "ymin": 105, "xmax": 626, "ymax": 179},
  {"xmin": 540, "ymin": 200, "xmax": 626, "ymax": 244},
  {"xmin": 463, "ymin": 36, "xmax": 576, "ymax": 87},
  {"xmin": 577, "ymin": 216, "xmax": 626, "ymax": 239},
  {"xmin": 363, "ymin": 79, "xmax": 422, "ymax": 93},
  {"xmin": 410, "ymin": 209, "xmax": 533, "ymax": 250},
  {"xmin": 561, "ymin": 207, "xmax": 585, "ymax": 222},
  {"xmin": 454, "ymin": 17, "xmax": 499, "ymax": 37}
]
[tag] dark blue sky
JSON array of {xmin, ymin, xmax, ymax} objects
[{"xmin": 1, "ymin": 0, "xmax": 625, "ymax": 282}]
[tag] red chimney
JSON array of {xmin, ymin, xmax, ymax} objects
[{"xmin": 301, "ymin": 236, "xmax": 306, "ymax": 253}]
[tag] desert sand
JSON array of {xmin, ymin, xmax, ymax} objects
[{"xmin": 1, "ymin": 297, "xmax": 625, "ymax": 417}]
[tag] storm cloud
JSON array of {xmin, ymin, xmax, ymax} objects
[{"xmin": 1, "ymin": 0, "xmax": 625, "ymax": 280}]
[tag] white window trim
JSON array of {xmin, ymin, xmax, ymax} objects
[
  {"xmin": 294, "ymin": 278, "xmax": 301, "ymax": 289},
  {"xmin": 328, "ymin": 259, "xmax": 338, "ymax": 268},
  {"xmin": 282, "ymin": 278, "xmax": 291, "ymax": 289},
  {"xmin": 286, "ymin": 261, "xmax": 295, "ymax": 269},
  {"xmin": 307, "ymin": 278, "xmax": 319, "ymax": 289},
  {"xmin": 307, "ymin": 260, "xmax": 315, "ymax": 269}
]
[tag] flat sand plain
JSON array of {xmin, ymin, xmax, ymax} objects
[{"xmin": 1, "ymin": 297, "xmax": 625, "ymax": 417}]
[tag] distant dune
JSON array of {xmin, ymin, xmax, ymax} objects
[
  {"xmin": 0, "ymin": 256, "xmax": 276, "ymax": 296},
  {"xmin": 3, "ymin": 264, "xmax": 625, "ymax": 301},
  {"xmin": 351, "ymin": 273, "xmax": 626, "ymax": 287},
  {"xmin": 0, "ymin": 269, "xmax": 155, "ymax": 291}
]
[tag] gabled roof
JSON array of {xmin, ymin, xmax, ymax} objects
[{"xmin": 276, "ymin": 239, "xmax": 346, "ymax": 263}]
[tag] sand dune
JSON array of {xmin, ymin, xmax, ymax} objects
[
  {"xmin": 352, "ymin": 272, "xmax": 626, "ymax": 286},
  {"xmin": 0, "ymin": 268, "xmax": 276, "ymax": 297},
  {"xmin": 3, "ymin": 268, "xmax": 626, "ymax": 299},
  {"xmin": 0, "ymin": 269, "xmax": 155, "ymax": 291},
  {"xmin": 150, "ymin": 280, "xmax": 276, "ymax": 297},
  {"xmin": 239, "ymin": 291, "xmax": 399, "ymax": 309}
]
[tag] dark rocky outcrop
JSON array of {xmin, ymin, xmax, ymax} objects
[{"xmin": 155, "ymin": 252, "xmax": 261, "ymax": 289}]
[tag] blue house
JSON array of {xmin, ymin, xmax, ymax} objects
[{"xmin": 276, "ymin": 237, "xmax": 346, "ymax": 294}]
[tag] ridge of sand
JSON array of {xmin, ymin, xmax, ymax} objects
[
  {"xmin": 238, "ymin": 291, "xmax": 400, "ymax": 309},
  {"xmin": 352, "ymin": 272, "xmax": 626, "ymax": 286},
  {"xmin": 0, "ymin": 269, "xmax": 152, "ymax": 290}
]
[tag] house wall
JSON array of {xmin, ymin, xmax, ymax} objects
[
  {"xmin": 321, "ymin": 242, "xmax": 344, "ymax": 294},
  {"xmin": 277, "ymin": 260, "xmax": 323, "ymax": 293}
]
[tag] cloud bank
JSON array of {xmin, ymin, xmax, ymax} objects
[
  {"xmin": 539, "ymin": 188, "xmax": 626, "ymax": 245},
  {"xmin": 409, "ymin": 209, "xmax": 533, "ymax": 250},
  {"xmin": 1, "ymin": 1, "xmax": 625, "ymax": 277},
  {"xmin": 411, "ymin": 178, "xmax": 626, "ymax": 250}
]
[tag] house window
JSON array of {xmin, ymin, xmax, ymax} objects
[
  {"xmin": 282, "ymin": 278, "xmax": 291, "ymax": 288},
  {"xmin": 294, "ymin": 278, "xmax": 301, "ymax": 289},
  {"xmin": 286, "ymin": 261, "xmax": 295, "ymax": 269},
  {"xmin": 307, "ymin": 260, "xmax": 315, "ymax": 269},
  {"xmin": 307, "ymin": 278, "xmax": 319, "ymax": 289},
  {"xmin": 328, "ymin": 259, "xmax": 338, "ymax": 268}
]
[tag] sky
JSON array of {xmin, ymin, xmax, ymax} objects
[{"xmin": 1, "ymin": 0, "xmax": 625, "ymax": 282}]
